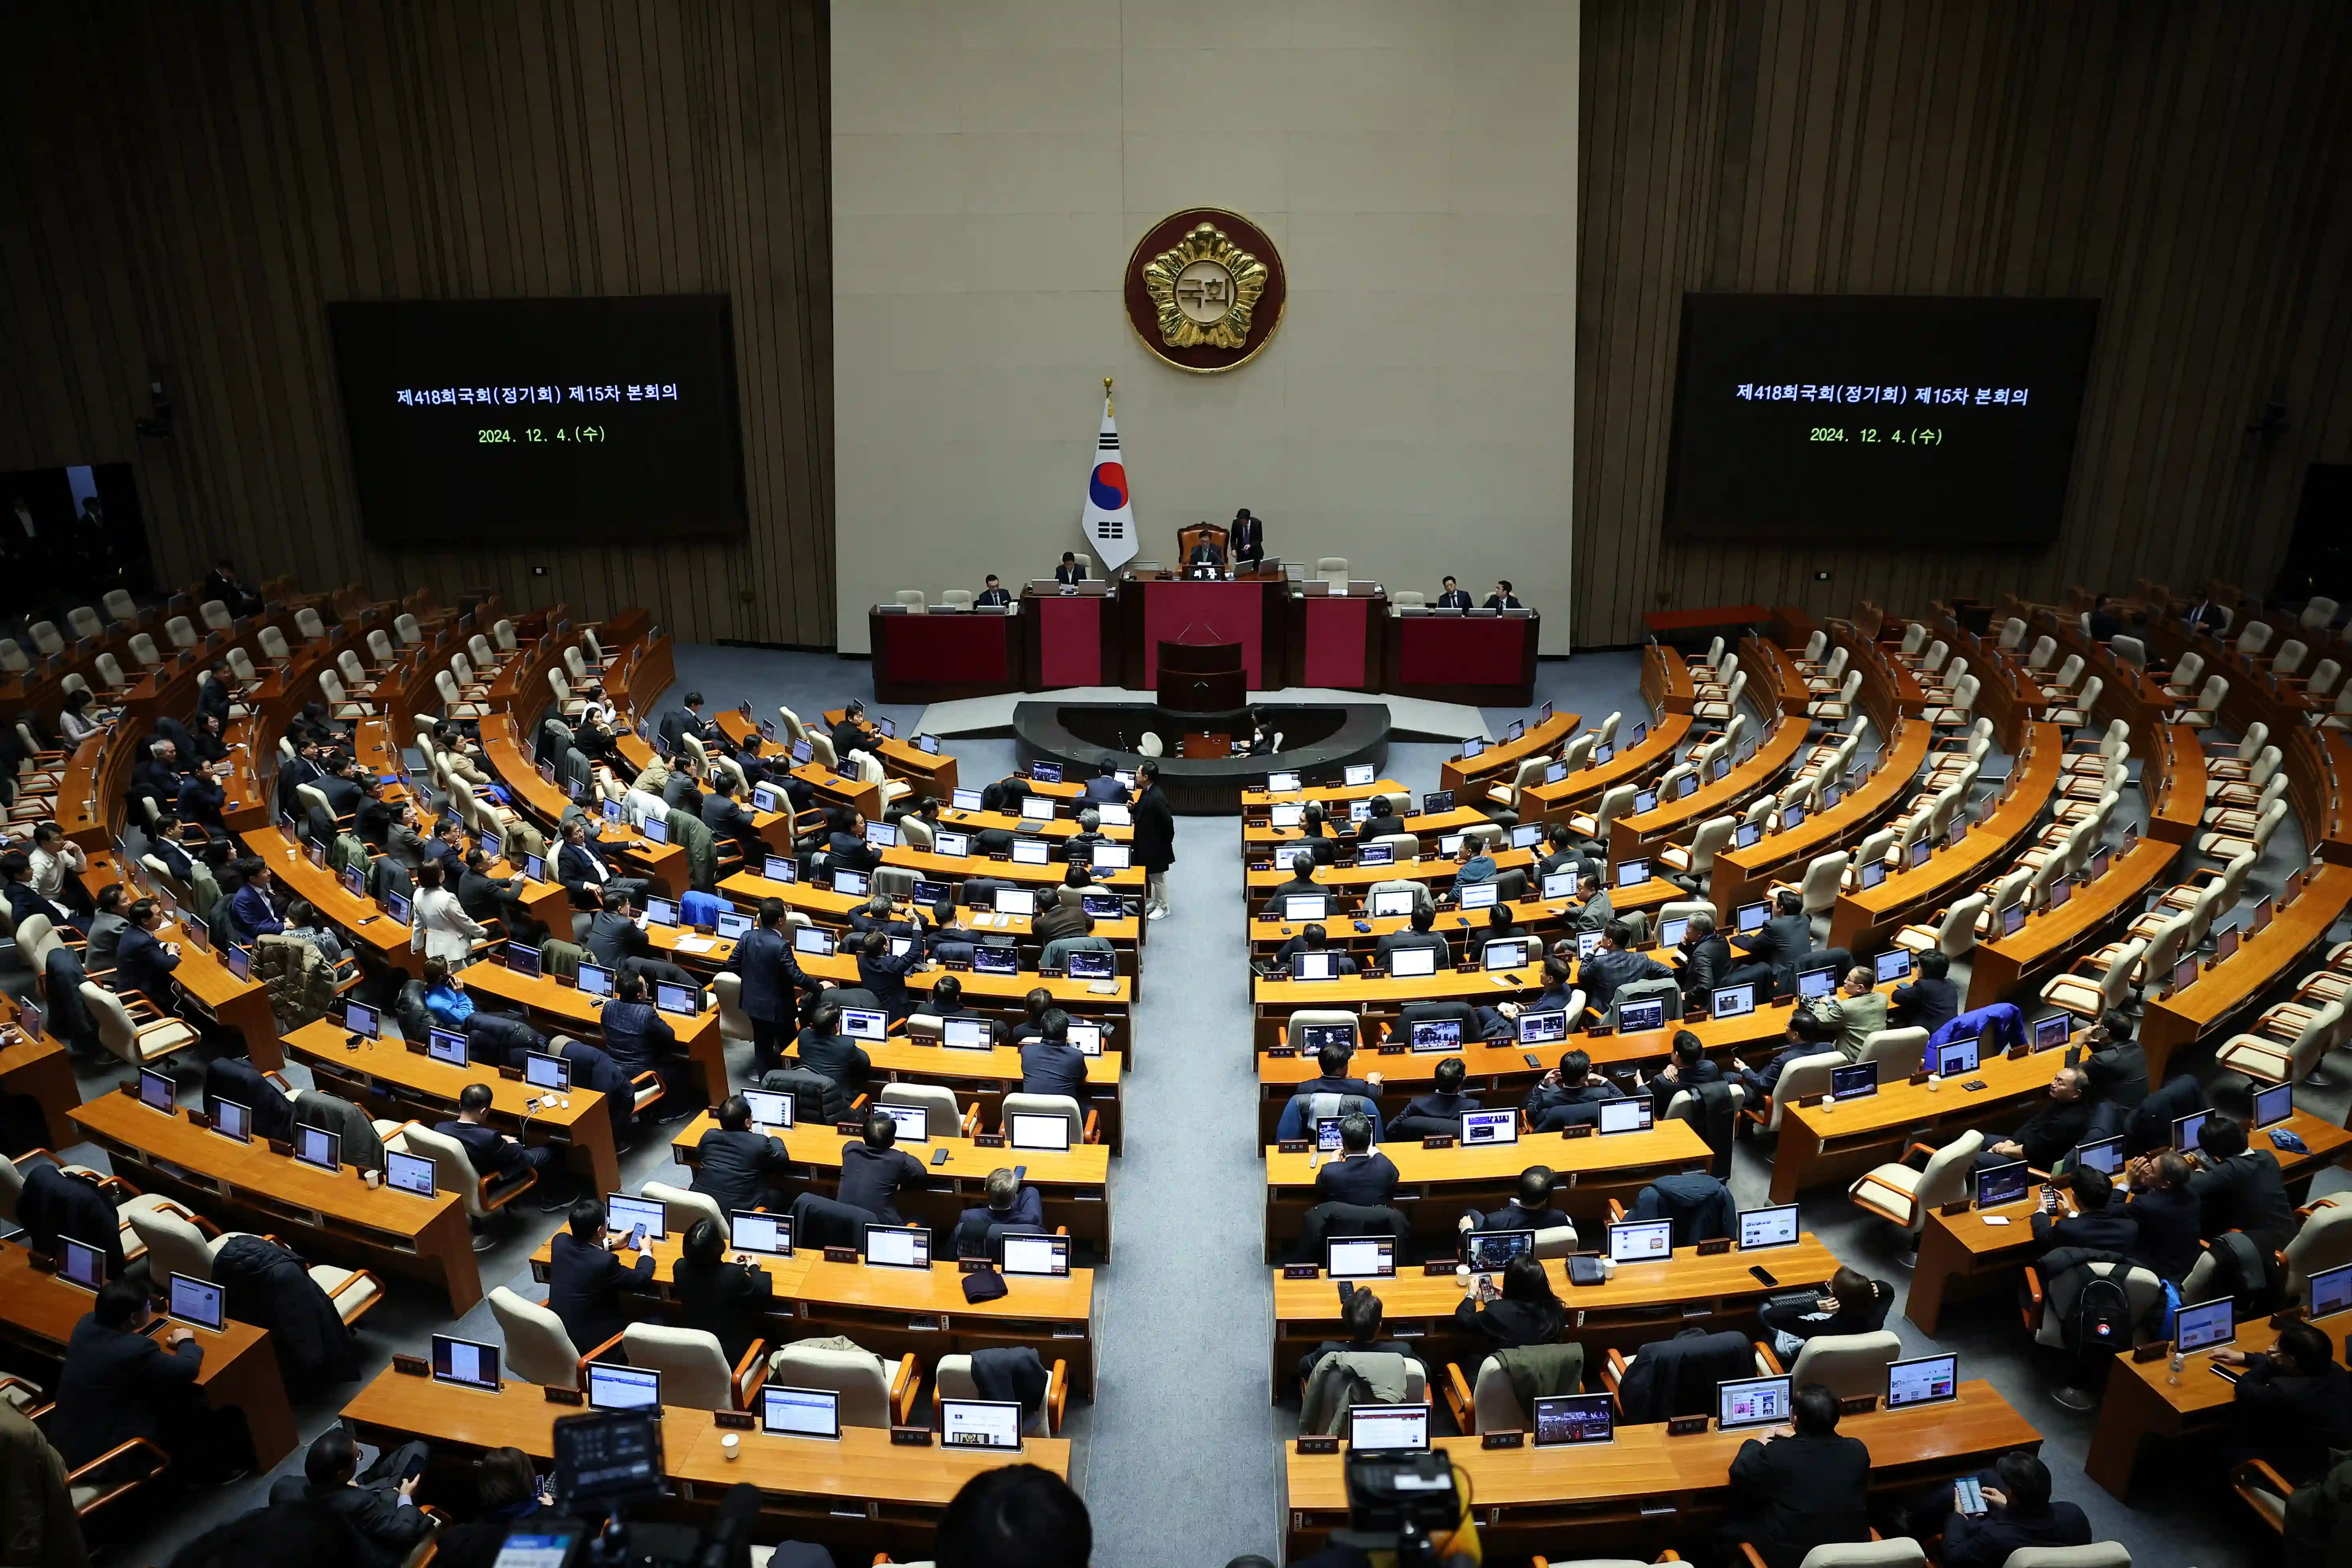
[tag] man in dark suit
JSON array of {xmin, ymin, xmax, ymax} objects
[
  {"xmin": 1081, "ymin": 764, "xmax": 1128, "ymax": 805},
  {"xmin": 1298, "ymin": 1040, "xmax": 1384, "ymax": 1101},
  {"xmin": 1722, "ymin": 1383, "xmax": 1871, "ymax": 1568},
  {"xmin": 112, "ymin": 897, "xmax": 183, "ymax": 1014},
  {"xmin": 316, "ymin": 754, "xmax": 366, "ymax": 820},
  {"xmin": 585, "ymin": 890, "xmax": 653, "ymax": 972},
  {"xmin": 2181, "ymin": 594, "xmax": 2228, "ymax": 633},
  {"xmin": 556, "ymin": 820, "xmax": 651, "ymax": 906},
  {"xmin": 49, "ymin": 1280, "xmax": 210, "ymax": 1473},
  {"xmin": 1054, "ymin": 551, "xmax": 1088, "ymax": 585},
  {"xmin": 1231, "ymin": 508, "xmax": 1265, "ymax": 570},
  {"xmin": 1723, "ymin": 890, "xmax": 1815, "ymax": 995},
  {"xmin": 954, "ymin": 1167, "xmax": 1046, "ymax": 1257},
  {"xmin": 2030, "ymin": 1167, "xmax": 2137, "ymax": 1255},
  {"xmin": 1020, "ymin": 1011, "xmax": 1090, "ymax": 1100},
  {"xmin": 734, "ymin": 903, "xmax": 818, "ymax": 1086},
  {"xmin": 820, "ymin": 808, "xmax": 881, "ymax": 875},
  {"xmin": 457, "ymin": 848, "xmax": 525, "ymax": 930},
  {"xmin": 853, "ymin": 928, "xmax": 922, "ymax": 1020},
  {"xmin": 1676, "ymin": 912, "xmax": 1734, "ymax": 1007},
  {"xmin": 1889, "ymin": 950, "xmax": 1961, "ymax": 1033},
  {"xmin": 1932, "ymin": 1452, "xmax": 2093, "ymax": 1568},
  {"xmin": 1264, "ymin": 850, "xmax": 1323, "ymax": 914},
  {"xmin": 2214, "ymin": 1320, "xmax": 2352, "ymax": 1482},
  {"xmin": 974, "ymin": 574, "xmax": 1013, "ymax": 608},
  {"xmin": 2079, "ymin": 1009, "xmax": 2149, "ymax": 1108},
  {"xmin": 1274, "ymin": 924, "xmax": 1359, "ymax": 978},
  {"xmin": 1374, "ymin": 905, "xmax": 1449, "ymax": 969},
  {"xmin": 795, "ymin": 1001, "xmax": 872, "ymax": 1090},
  {"xmin": 1186, "ymin": 534, "xmax": 1225, "ymax": 570},
  {"xmin": 829, "ymin": 701, "xmax": 881, "ymax": 772},
  {"xmin": 436, "ymin": 1083, "xmax": 566, "ymax": 1208},
  {"xmin": 202, "ymin": 557, "xmax": 262, "ymax": 617},
  {"xmin": 547, "ymin": 1197, "xmax": 656, "ymax": 1352},
  {"xmin": 2188, "ymin": 1115, "xmax": 2297, "ymax": 1250},
  {"xmin": 1484, "ymin": 580, "xmax": 1523, "ymax": 611},
  {"xmin": 1314, "ymin": 1114, "xmax": 1399, "ymax": 1206},
  {"xmin": 700, "ymin": 777, "xmax": 766, "ymax": 862},
  {"xmin": 1436, "ymin": 575, "xmax": 1474, "ymax": 611},
  {"xmin": 1386, "ymin": 1055, "xmax": 1482, "ymax": 1139},
  {"xmin": 672, "ymin": 1220, "xmax": 773, "ymax": 1366},
  {"xmin": 2087, "ymin": 595, "xmax": 2123, "ymax": 643},
  {"xmin": 267, "ymin": 1426, "xmax": 434, "ymax": 1568},
  {"xmin": 1462, "ymin": 1166, "xmax": 1574, "ymax": 1238},
  {"xmin": 1577, "ymin": 920, "xmax": 1672, "ymax": 1016},
  {"xmin": 1732, "ymin": 1007, "xmax": 1841, "ymax": 1099},
  {"xmin": 1982, "ymin": 1066, "xmax": 2096, "ymax": 1171},
  {"xmin": 657, "ymin": 690, "xmax": 718, "ymax": 755},
  {"xmin": 1642, "ymin": 1029, "xmax": 1725, "ymax": 1118},
  {"xmin": 690, "ymin": 1095, "xmax": 794, "ymax": 1216},
  {"xmin": 196, "ymin": 659, "xmax": 235, "ymax": 726},
  {"xmin": 836, "ymin": 1112, "xmax": 927, "ymax": 1224},
  {"xmin": 1525, "ymin": 1047, "xmax": 1627, "ymax": 1131},
  {"xmin": 600, "ymin": 972, "xmax": 689, "ymax": 1108},
  {"xmin": 848, "ymin": 894, "xmax": 917, "ymax": 939}
]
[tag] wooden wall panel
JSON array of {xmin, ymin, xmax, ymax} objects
[
  {"xmin": 0, "ymin": 0, "xmax": 832, "ymax": 647},
  {"xmin": 1577, "ymin": 0, "xmax": 2352, "ymax": 646}
]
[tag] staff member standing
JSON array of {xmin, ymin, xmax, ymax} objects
[
  {"xmin": 1231, "ymin": 508, "xmax": 1265, "ymax": 571},
  {"xmin": 1132, "ymin": 759, "xmax": 1175, "ymax": 922}
]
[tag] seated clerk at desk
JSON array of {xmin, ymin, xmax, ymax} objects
[
  {"xmin": 1524, "ymin": 1048, "xmax": 1626, "ymax": 1132},
  {"xmin": 673, "ymin": 1218, "xmax": 773, "ymax": 1367},
  {"xmin": 1386, "ymin": 1056, "xmax": 1483, "ymax": 1140},
  {"xmin": 598, "ymin": 971, "xmax": 693, "ymax": 1113},
  {"xmin": 317, "ymin": 752, "xmax": 366, "ymax": 821},
  {"xmin": 692, "ymin": 1095, "xmax": 794, "ymax": 1216},
  {"xmin": 1314, "ymin": 1114, "xmax": 1400, "ymax": 1207},
  {"xmin": 556, "ymin": 818, "xmax": 653, "ymax": 907},
  {"xmin": 1461, "ymin": 1166, "xmax": 1573, "ymax": 1241},
  {"xmin": 437, "ymin": 1082, "xmax": 569, "ymax": 1208},
  {"xmin": 974, "ymin": 574, "xmax": 1013, "ymax": 608},
  {"xmin": 51, "ymin": 1279, "xmax": 230, "ymax": 1481},
  {"xmin": 1927, "ymin": 1452, "xmax": 2093, "ymax": 1568},
  {"xmin": 2030, "ymin": 1167, "xmax": 2137, "ymax": 1254},
  {"xmin": 1563, "ymin": 870, "xmax": 1613, "ymax": 936},
  {"xmin": 1731, "ymin": 1007, "xmax": 1842, "ymax": 1099},
  {"xmin": 422, "ymin": 958, "xmax": 475, "ymax": 1031},
  {"xmin": 1436, "ymin": 575, "xmax": 1475, "ymax": 611},
  {"xmin": 1453, "ymin": 1255, "xmax": 1566, "ymax": 1354},
  {"xmin": 1723, "ymin": 1382, "xmax": 1872, "ymax": 1568},
  {"xmin": 1373, "ymin": 905, "xmax": 1449, "ymax": 969},
  {"xmin": 1889, "ymin": 950, "xmax": 1961, "ymax": 1034},
  {"xmin": 1006, "ymin": 990, "xmax": 1056, "ymax": 1047},
  {"xmin": 1576, "ymin": 921, "xmax": 1673, "ymax": 1016},
  {"xmin": 954, "ymin": 1167, "xmax": 1046, "ymax": 1258},
  {"xmin": 1484, "ymin": 580, "xmax": 1524, "ymax": 612},
  {"xmin": 1274, "ymin": 924, "xmax": 1358, "ymax": 977},
  {"xmin": 1638, "ymin": 1029, "xmax": 1726, "ymax": 1118},
  {"xmin": 1978, "ymin": 1066, "xmax": 2097, "ymax": 1171},
  {"xmin": 1760, "ymin": 1265, "xmax": 1894, "ymax": 1361},
  {"xmin": 1021, "ymin": 1010, "xmax": 1091, "ymax": 1100},
  {"xmin": 266, "ymin": 1425, "xmax": 435, "ymax": 1568},
  {"xmin": 1054, "ymin": 551, "xmax": 1089, "ymax": 585},
  {"xmin": 1479, "ymin": 902, "xmax": 1530, "ymax": 946},
  {"xmin": 837, "ymin": 1112, "xmax": 928, "ymax": 1226},
  {"xmin": 1295, "ymin": 1289, "xmax": 1414, "ymax": 1395},
  {"xmin": 2212, "ymin": 1321, "xmax": 2352, "ymax": 1483},
  {"xmin": 549, "ymin": 1197, "xmax": 657, "ymax": 1352}
]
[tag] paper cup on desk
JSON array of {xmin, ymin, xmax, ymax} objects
[{"xmin": 720, "ymin": 1433, "xmax": 740, "ymax": 1460}]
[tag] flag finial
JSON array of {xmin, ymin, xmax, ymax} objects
[{"xmin": 1103, "ymin": 376, "xmax": 1114, "ymax": 415}]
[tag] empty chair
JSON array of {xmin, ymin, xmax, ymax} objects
[
  {"xmin": 126, "ymin": 631, "xmax": 162, "ymax": 668},
  {"xmin": 257, "ymin": 625, "xmax": 291, "ymax": 662},
  {"xmin": 82, "ymin": 982, "xmax": 199, "ymax": 1067},
  {"xmin": 163, "ymin": 615, "xmax": 197, "ymax": 649},
  {"xmin": 1315, "ymin": 556, "xmax": 1349, "ymax": 588},
  {"xmin": 103, "ymin": 588, "xmax": 139, "ymax": 626},
  {"xmin": 1003, "ymin": 1092, "xmax": 1090, "ymax": 1146},
  {"xmin": 937, "ymin": 588, "xmax": 974, "ymax": 610},
  {"xmin": 490, "ymin": 1285, "xmax": 610, "ymax": 1386},
  {"xmin": 318, "ymin": 669, "xmax": 371, "ymax": 719},
  {"xmin": 493, "ymin": 618, "xmax": 520, "ymax": 653},
  {"xmin": 2215, "ymin": 999, "xmax": 2344, "ymax": 1088},
  {"xmin": 394, "ymin": 611, "xmax": 425, "ymax": 645},
  {"xmin": 1775, "ymin": 1330, "xmax": 1903, "ymax": 1401},
  {"xmin": 295, "ymin": 606, "xmax": 328, "ymax": 641},
  {"xmin": 67, "ymin": 605, "xmax": 103, "ymax": 640},
  {"xmin": 878, "ymin": 1083, "xmax": 968, "ymax": 1141},
  {"xmin": 2167, "ymin": 674, "xmax": 2229, "ymax": 728},
  {"xmin": 1856, "ymin": 1026, "xmax": 1927, "ymax": 1079},
  {"xmin": 641, "ymin": 1180, "xmax": 728, "ymax": 1239},
  {"xmin": 27, "ymin": 620, "xmax": 64, "ymax": 656},
  {"xmin": 764, "ymin": 1342, "xmax": 918, "ymax": 1428},
  {"xmin": 1848, "ymin": 1130, "xmax": 1984, "ymax": 1238},
  {"xmin": 2237, "ymin": 620, "xmax": 2274, "ymax": 657},
  {"xmin": 621, "ymin": 1323, "xmax": 766, "ymax": 1410},
  {"xmin": 1893, "ymin": 893, "xmax": 1988, "ymax": 960},
  {"xmin": 1390, "ymin": 590, "xmax": 1426, "ymax": 612},
  {"xmin": 893, "ymin": 589, "xmax": 927, "ymax": 613}
]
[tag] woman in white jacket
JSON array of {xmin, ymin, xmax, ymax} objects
[{"xmin": 409, "ymin": 859, "xmax": 488, "ymax": 966}]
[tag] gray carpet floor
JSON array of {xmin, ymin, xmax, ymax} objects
[{"xmin": 12, "ymin": 642, "xmax": 2340, "ymax": 1567}]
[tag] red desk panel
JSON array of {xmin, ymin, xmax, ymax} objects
[
  {"xmin": 1141, "ymin": 581, "xmax": 1267, "ymax": 688},
  {"xmin": 1035, "ymin": 596, "xmax": 1104, "ymax": 687},
  {"xmin": 869, "ymin": 612, "xmax": 1019, "ymax": 702},
  {"xmin": 1397, "ymin": 616, "xmax": 1529, "ymax": 686},
  {"xmin": 1301, "ymin": 596, "xmax": 1372, "ymax": 688}
]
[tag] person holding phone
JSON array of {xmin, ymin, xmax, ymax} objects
[
  {"xmin": 546, "ymin": 1197, "xmax": 657, "ymax": 1354},
  {"xmin": 1758, "ymin": 1265, "xmax": 1891, "ymax": 1359},
  {"xmin": 1927, "ymin": 1452, "xmax": 2092, "ymax": 1568},
  {"xmin": 265, "ymin": 1426, "xmax": 434, "ymax": 1568}
]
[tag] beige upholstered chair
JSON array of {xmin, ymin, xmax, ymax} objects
[
  {"xmin": 1847, "ymin": 1129, "xmax": 1984, "ymax": 1237},
  {"xmin": 878, "ymin": 1083, "xmax": 970, "ymax": 1141},
  {"xmin": 1774, "ymin": 1330, "xmax": 1901, "ymax": 1400},
  {"xmin": 491, "ymin": 1285, "xmax": 619, "ymax": 1387},
  {"xmin": 621, "ymin": 1322, "xmax": 766, "ymax": 1410},
  {"xmin": 764, "ymin": 1342, "xmax": 918, "ymax": 1428},
  {"xmin": 641, "ymin": 1180, "xmax": 728, "ymax": 1241},
  {"xmin": 935, "ymin": 1353, "xmax": 1068, "ymax": 1434}
]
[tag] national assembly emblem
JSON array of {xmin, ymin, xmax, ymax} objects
[{"xmin": 1123, "ymin": 208, "xmax": 1286, "ymax": 374}]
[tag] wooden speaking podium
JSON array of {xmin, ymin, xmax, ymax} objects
[{"xmin": 1156, "ymin": 639, "xmax": 1245, "ymax": 714}]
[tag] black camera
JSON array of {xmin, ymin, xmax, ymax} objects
[
  {"xmin": 489, "ymin": 1410, "xmax": 760, "ymax": 1568},
  {"xmin": 1332, "ymin": 1449, "xmax": 1474, "ymax": 1567}
]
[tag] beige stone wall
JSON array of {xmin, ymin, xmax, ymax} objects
[{"xmin": 834, "ymin": 0, "xmax": 1577, "ymax": 654}]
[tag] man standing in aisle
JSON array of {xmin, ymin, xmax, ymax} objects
[{"xmin": 1133, "ymin": 759, "xmax": 1174, "ymax": 922}]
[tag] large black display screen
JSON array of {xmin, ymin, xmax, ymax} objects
[
  {"xmin": 327, "ymin": 297, "xmax": 746, "ymax": 545},
  {"xmin": 1664, "ymin": 294, "xmax": 2097, "ymax": 546}
]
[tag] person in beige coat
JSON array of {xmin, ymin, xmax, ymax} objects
[{"xmin": 407, "ymin": 860, "xmax": 488, "ymax": 966}]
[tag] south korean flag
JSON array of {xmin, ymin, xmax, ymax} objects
[{"xmin": 1081, "ymin": 390, "xmax": 1137, "ymax": 572}]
